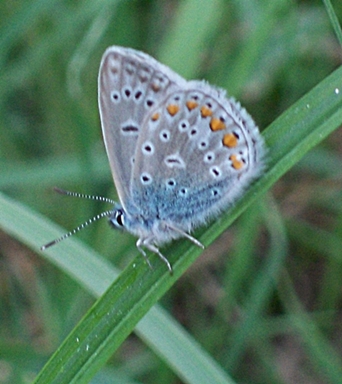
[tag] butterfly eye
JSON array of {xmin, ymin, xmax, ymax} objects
[{"xmin": 109, "ymin": 209, "xmax": 125, "ymax": 228}]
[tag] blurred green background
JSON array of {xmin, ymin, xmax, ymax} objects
[{"xmin": 1, "ymin": 0, "xmax": 342, "ymax": 383}]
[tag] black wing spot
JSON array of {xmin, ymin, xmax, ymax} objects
[{"xmin": 122, "ymin": 124, "xmax": 139, "ymax": 133}]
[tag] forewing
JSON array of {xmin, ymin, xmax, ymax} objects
[{"xmin": 98, "ymin": 46, "xmax": 186, "ymax": 209}]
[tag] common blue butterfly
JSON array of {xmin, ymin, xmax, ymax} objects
[{"xmin": 42, "ymin": 46, "xmax": 265, "ymax": 273}]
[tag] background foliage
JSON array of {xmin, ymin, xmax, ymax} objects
[{"xmin": 1, "ymin": 0, "xmax": 342, "ymax": 383}]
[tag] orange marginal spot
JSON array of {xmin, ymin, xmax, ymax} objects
[
  {"xmin": 151, "ymin": 112, "xmax": 160, "ymax": 121},
  {"xmin": 210, "ymin": 117, "xmax": 226, "ymax": 131},
  {"xmin": 167, "ymin": 104, "xmax": 180, "ymax": 116},
  {"xmin": 222, "ymin": 133, "xmax": 238, "ymax": 148},
  {"xmin": 186, "ymin": 100, "xmax": 198, "ymax": 111},
  {"xmin": 229, "ymin": 154, "xmax": 244, "ymax": 170},
  {"xmin": 151, "ymin": 83, "xmax": 160, "ymax": 92},
  {"xmin": 200, "ymin": 106, "xmax": 213, "ymax": 117}
]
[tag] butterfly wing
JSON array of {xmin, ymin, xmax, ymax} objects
[
  {"xmin": 98, "ymin": 46, "xmax": 186, "ymax": 209},
  {"xmin": 131, "ymin": 81, "xmax": 265, "ymax": 239}
]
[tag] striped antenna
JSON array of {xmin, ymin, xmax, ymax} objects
[
  {"xmin": 52, "ymin": 187, "xmax": 116, "ymax": 205},
  {"xmin": 40, "ymin": 187, "xmax": 115, "ymax": 250}
]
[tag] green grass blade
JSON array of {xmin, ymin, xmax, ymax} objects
[
  {"xmin": 280, "ymin": 272, "xmax": 342, "ymax": 382},
  {"xmin": 0, "ymin": 193, "xmax": 235, "ymax": 384},
  {"xmin": 323, "ymin": 0, "xmax": 342, "ymax": 46},
  {"xmin": 0, "ymin": 153, "xmax": 109, "ymax": 190},
  {"xmin": 158, "ymin": 0, "xmax": 224, "ymax": 77},
  {"xmin": 225, "ymin": 195, "xmax": 288, "ymax": 367}
]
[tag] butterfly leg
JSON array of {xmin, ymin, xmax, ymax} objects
[
  {"xmin": 163, "ymin": 222, "xmax": 205, "ymax": 249},
  {"xmin": 136, "ymin": 240, "xmax": 153, "ymax": 270},
  {"xmin": 136, "ymin": 238, "xmax": 173, "ymax": 274}
]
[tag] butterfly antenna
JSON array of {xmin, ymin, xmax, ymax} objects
[
  {"xmin": 41, "ymin": 187, "xmax": 116, "ymax": 250},
  {"xmin": 41, "ymin": 209, "xmax": 113, "ymax": 250},
  {"xmin": 53, "ymin": 187, "xmax": 116, "ymax": 205}
]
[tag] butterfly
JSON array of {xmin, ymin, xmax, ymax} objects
[{"xmin": 42, "ymin": 46, "xmax": 265, "ymax": 273}]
